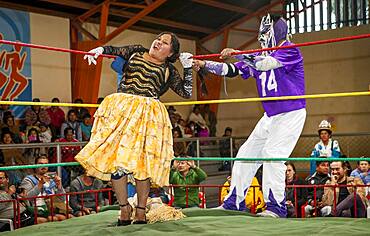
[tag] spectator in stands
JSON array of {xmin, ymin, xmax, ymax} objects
[
  {"xmin": 57, "ymin": 127, "xmax": 81, "ymax": 163},
  {"xmin": 169, "ymin": 113, "xmax": 178, "ymax": 129},
  {"xmin": 201, "ymin": 104, "xmax": 217, "ymax": 137},
  {"xmin": 24, "ymin": 98, "xmax": 51, "ymax": 131},
  {"xmin": 39, "ymin": 123, "xmax": 52, "ymax": 143},
  {"xmin": 178, "ymin": 118, "xmax": 187, "ymax": 138},
  {"xmin": 173, "ymin": 127, "xmax": 186, "ymax": 157},
  {"xmin": 169, "ymin": 158, "xmax": 207, "ymax": 208},
  {"xmin": 184, "ymin": 121, "xmax": 197, "ymax": 137},
  {"xmin": 69, "ymin": 172, "xmax": 104, "ymax": 216},
  {"xmin": 56, "ymin": 127, "xmax": 81, "ymax": 187},
  {"xmin": 24, "ymin": 128, "xmax": 42, "ymax": 165},
  {"xmin": 0, "ymin": 104, "xmax": 12, "ymax": 125},
  {"xmin": 1, "ymin": 115, "xmax": 22, "ymax": 143},
  {"xmin": 0, "ymin": 131, "xmax": 28, "ymax": 188},
  {"xmin": 321, "ymin": 161, "xmax": 367, "ymax": 217},
  {"xmin": 167, "ymin": 106, "xmax": 176, "ymax": 116},
  {"xmin": 304, "ymin": 161, "xmax": 330, "ymax": 217},
  {"xmin": 221, "ymin": 175, "xmax": 265, "ymax": 213},
  {"xmin": 60, "ymin": 109, "xmax": 82, "ymax": 141},
  {"xmin": 285, "ymin": 162, "xmax": 307, "ymax": 217},
  {"xmin": 46, "ymin": 98, "xmax": 65, "ymax": 139},
  {"xmin": 0, "ymin": 171, "xmax": 38, "ymax": 230},
  {"xmin": 350, "ymin": 159, "xmax": 370, "ymax": 185},
  {"xmin": 80, "ymin": 113, "xmax": 92, "ymax": 141},
  {"xmin": 0, "ymin": 130, "xmax": 27, "ymax": 166},
  {"xmin": 73, "ymin": 98, "xmax": 90, "ymax": 122},
  {"xmin": 310, "ymin": 120, "xmax": 341, "ymax": 175},
  {"xmin": 188, "ymin": 105, "xmax": 209, "ymax": 139},
  {"xmin": 218, "ymin": 127, "xmax": 235, "ymax": 171},
  {"xmin": 20, "ymin": 155, "xmax": 68, "ymax": 221}
]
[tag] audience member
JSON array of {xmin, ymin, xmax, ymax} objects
[
  {"xmin": 20, "ymin": 155, "xmax": 68, "ymax": 221},
  {"xmin": 46, "ymin": 98, "xmax": 65, "ymax": 139},
  {"xmin": 304, "ymin": 161, "xmax": 330, "ymax": 217},
  {"xmin": 167, "ymin": 106, "xmax": 176, "ymax": 116},
  {"xmin": 321, "ymin": 161, "xmax": 367, "ymax": 217},
  {"xmin": 178, "ymin": 119, "xmax": 187, "ymax": 138},
  {"xmin": 69, "ymin": 172, "xmax": 104, "ymax": 216},
  {"xmin": 24, "ymin": 128, "xmax": 42, "ymax": 165},
  {"xmin": 285, "ymin": 162, "xmax": 307, "ymax": 217},
  {"xmin": 0, "ymin": 171, "xmax": 37, "ymax": 230},
  {"xmin": 218, "ymin": 127, "xmax": 235, "ymax": 171},
  {"xmin": 57, "ymin": 127, "xmax": 81, "ymax": 163},
  {"xmin": 350, "ymin": 159, "xmax": 370, "ymax": 185},
  {"xmin": 80, "ymin": 113, "xmax": 92, "ymax": 141},
  {"xmin": 60, "ymin": 109, "xmax": 82, "ymax": 141},
  {"xmin": 188, "ymin": 105, "xmax": 209, "ymax": 139},
  {"xmin": 39, "ymin": 123, "xmax": 52, "ymax": 143},
  {"xmin": 221, "ymin": 175, "xmax": 265, "ymax": 213},
  {"xmin": 0, "ymin": 104, "xmax": 12, "ymax": 124},
  {"xmin": 1, "ymin": 115, "xmax": 22, "ymax": 143},
  {"xmin": 24, "ymin": 98, "xmax": 51, "ymax": 131},
  {"xmin": 201, "ymin": 104, "xmax": 217, "ymax": 137},
  {"xmin": 310, "ymin": 120, "xmax": 341, "ymax": 174},
  {"xmin": 73, "ymin": 98, "xmax": 90, "ymax": 122},
  {"xmin": 55, "ymin": 127, "xmax": 81, "ymax": 187},
  {"xmin": 0, "ymin": 131, "xmax": 28, "ymax": 187},
  {"xmin": 169, "ymin": 158, "xmax": 207, "ymax": 208},
  {"xmin": 173, "ymin": 127, "xmax": 186, "ymax": 157},
  {"xmin": 0, "ymin": 130, "xmax": 27, "ymax": 166}
]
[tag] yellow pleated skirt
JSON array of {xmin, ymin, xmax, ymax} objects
[{"xmin": 75, "ymin": 93, "xmax": 173, "ymax": 186}]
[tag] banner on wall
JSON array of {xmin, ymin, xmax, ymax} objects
[{"xmin": 0, "ymin": 7, "xmax": 31, "ymax": 119}]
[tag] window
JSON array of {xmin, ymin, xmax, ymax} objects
[{"xmin": 284, "ymin": 0, "xmax": 369, "ymax": 34}]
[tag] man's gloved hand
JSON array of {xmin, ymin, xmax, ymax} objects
[{"xmin": 179, "ymin": 52, "xmax": 193, "ymax": 68}]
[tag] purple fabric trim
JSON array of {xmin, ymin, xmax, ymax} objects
[
  {"xmin": 222, "ymin": 188, "xmax": 248, "ymax": 211},
  {"xmin": 273, "ymin": 18, "xmax": 288, "ymax": 44},
  {"xmin": 266, "ymin": 189, "xmax": 287, "ymax": 217},
  {"xmin": 204, "ymin": 61, "xmax": 224, "ymax": 76}
]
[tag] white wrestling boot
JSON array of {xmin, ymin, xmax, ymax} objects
[
  {"xmin": 256, "ymin": 210, "xmax": 279, "ymax": 218},
  {"xmin": 213, "ymin": 205, "xmax": 227, "ymax": 210}
]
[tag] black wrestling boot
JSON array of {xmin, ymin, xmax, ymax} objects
[{"xmin": 133, "ymin": 206, "xmax": 147, "ymax": 224}]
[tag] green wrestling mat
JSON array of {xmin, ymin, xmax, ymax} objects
[{"xmin": 4, "ymin": 209, "xmax": 369, "ymax": 236}]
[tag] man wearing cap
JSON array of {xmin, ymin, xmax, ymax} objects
[{"xmin": 310, "ymin": 120, "xmax": 342, "ymax": 174}]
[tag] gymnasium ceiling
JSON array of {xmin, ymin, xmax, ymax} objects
[{"xmin": 0, "ymin": 0, "xmax": 275, "ymax": 41}]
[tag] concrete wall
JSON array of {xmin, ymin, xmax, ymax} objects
[{"xmin": 29, "ymin": 13, "xmax": 71, "ymax": 104}]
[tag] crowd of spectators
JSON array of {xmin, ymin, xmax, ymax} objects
[{"xmin": 0, "ymin": 101, "xmax": 369, "ymax": 231}]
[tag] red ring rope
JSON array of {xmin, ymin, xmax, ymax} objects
[
  {"xmin": 0, "ymin": 39, "xmax": 115, "ymax": 59},
  {"xmin": 192, "ymin": 33, "xmax": 370, "ymax": 59},
  {"xmin": 1, "ymin": 33, "xmax": 369, "ymax": 60}
]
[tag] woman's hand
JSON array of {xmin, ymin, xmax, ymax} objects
[
  {"xmin": 192, "ymin": 59, "xmax": 205, "ymax": 71},
  {"xmin": 84, "ymin": 47, "xmax": 104, "ymax": 65},
  {"xmin": 220, "ymin": 48, "xmax": 238, "ymax": 59}
]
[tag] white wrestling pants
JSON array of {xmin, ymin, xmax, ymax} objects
[{"xmin": 222, "ymin": 108, "xmax": 306, "ymax": 217}]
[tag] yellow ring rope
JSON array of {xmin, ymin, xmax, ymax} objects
[{"xmin": 0, "ymin": 91, "xmax": 369, "ymax": 108}]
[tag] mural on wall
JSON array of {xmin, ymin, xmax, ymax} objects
[{"xmin": 0, "ymin": 7, "xmax": 31, "ymax": 118}]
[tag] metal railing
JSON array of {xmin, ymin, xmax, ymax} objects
[
  {"xmin": 1, "ymin": 183, "xmax": 369, "ymax": 230},
  {"xmin": 0, "ymin": 132, "xmax": 369, "ymax": 174}
]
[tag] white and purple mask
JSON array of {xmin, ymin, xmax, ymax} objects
[{"xmin": 258, "ymin": 14, "xmax": 288, "ymax": 55}]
